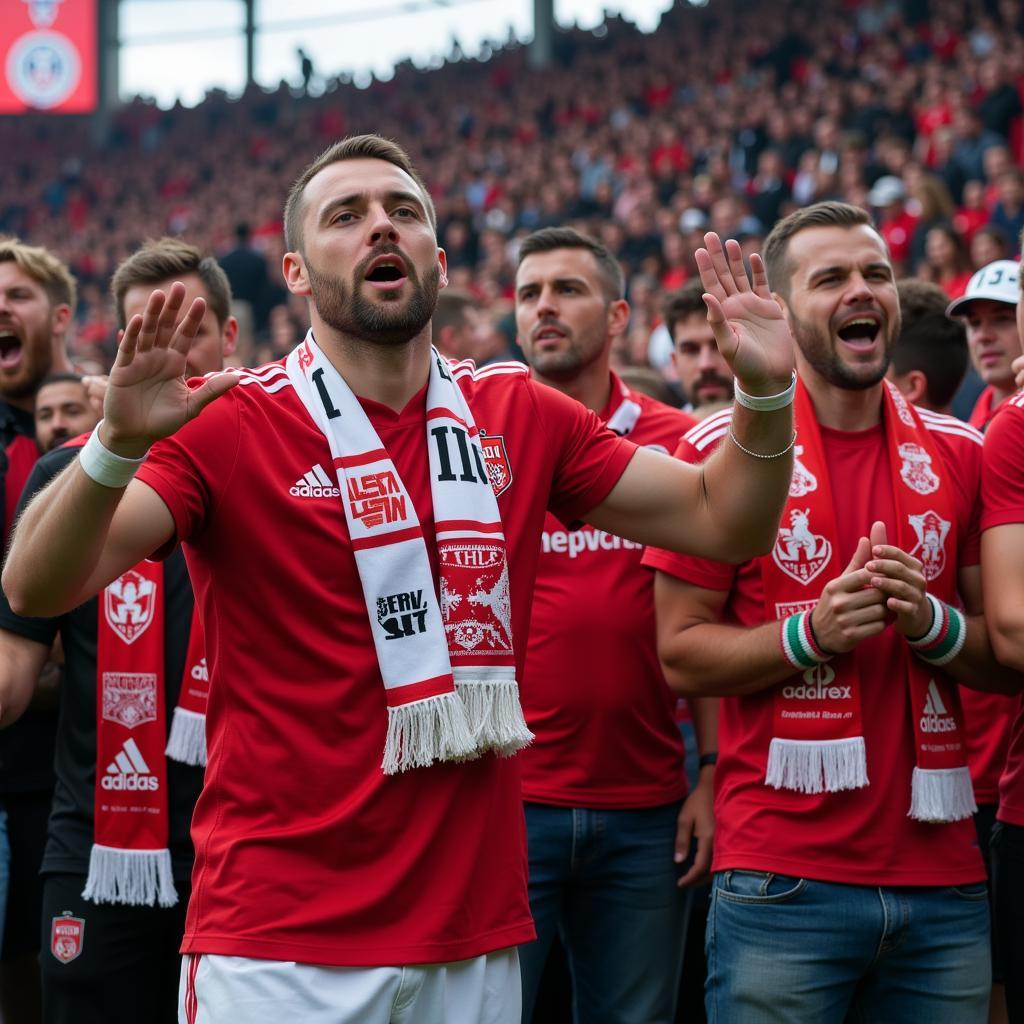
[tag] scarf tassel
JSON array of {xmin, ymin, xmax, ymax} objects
[
  {"xmin": 382, "ymin": 691, "xmax": 477, "ymax": 775},
  {"xmin": 165, "ymin": 707, "xmax": 208, "ymax": 767},
  {"xmin": 765, "ymin": 737, "xmax": 869, "ymax": 794},
  {"xmin": 82, "ymin": 844, "xmax": 178, "ymax": 907},
  {"xmin": 909, "ymin": 766, "xmax": 977, "ymax": 823},
  {"xmin": 457, "ymin": 679, "xmax": 534, "ymax": 756}
]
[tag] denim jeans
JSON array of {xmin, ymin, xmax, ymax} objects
[
  {"xmin": 991, "ymin": 821, "xmax": 1024, "ymax": 1021},
  {"xmin": 0, "ymin": 804, "xmax": 8, "ymax": 953},
  {"xmin": 706, "ymin": 870, "xmax": 991, "ymax": 1024},
  {"xmin": 519, "ymin": 802, "xmax": 691, "ymax": 1024}
]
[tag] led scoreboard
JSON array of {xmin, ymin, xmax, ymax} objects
[{"xmin": 1, "ymin": 0, "xmax": 97, "ymax": 113}]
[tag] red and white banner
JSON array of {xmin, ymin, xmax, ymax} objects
[{"xmin": 0, "ymin": 0, "xmax": 97, "ymax": 114}]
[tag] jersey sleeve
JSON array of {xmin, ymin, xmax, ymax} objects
[
  {"xmin": 528, "ymin": 378, "xmax": 637, "ymax": 525},
  {"xmin": 135, "ymin": 387, "xmax": 242, "ymax": 548},
  {"xmin": 640, "ymin": 421, "xmax": 739, "ymax": 592},
  {"xmin": 982, "ymin": 400, "xmax": 1024, "ymax": 529},
  {"xmin": 0, "ymin": 447, "xmax": 77, "ymax": 645}
]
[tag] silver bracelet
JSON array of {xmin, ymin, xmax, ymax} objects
[
  {"xmin": 79, "ymin": 422, "xmax": 147, "ymax": 489},
  {"xmin": 734, "ymin": 372, "xmax": 797, "ymax": 412},
  {"xmin": 728, "ymin": 427, "xmax": 797, "ymax": 460}
]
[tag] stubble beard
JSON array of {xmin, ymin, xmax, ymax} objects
[
  {"xmin": 789, "ymin": 309, "xmax": 898, "ymax": 391},
  {"xmin": 307, "ymin": 254, "xmax": 440, "ymax": 348},
  {"xmin": 0, "ymin": 336, "xmax": 52, "ymax": 403}
]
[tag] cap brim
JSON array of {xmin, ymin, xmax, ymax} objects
[{"xmin": 946, "ymin": 290, "xmax": 1018, "ymax": 317}]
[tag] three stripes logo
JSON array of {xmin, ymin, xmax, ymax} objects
[
  {"xmin": 101, "ymin": 737, "xmax": 160, "ymax": 791},
  {"xmin": 920, "ymin": 680, "xmax": 957, "ymax": 734},
  {"xmin": 290, "ymin": 464, "xmax": 341, "ymax": 499}
]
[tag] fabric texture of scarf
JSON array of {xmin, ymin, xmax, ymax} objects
[
  {"xmin": 286, "ymin": 335, "xmax": 532, "ymax": 774},
  {"xmin": 164, "ymin": 605, "xmax": 208, "ymax": 767},
  {"xmin": 760, "ymin": 379, "xmax": 975, "ymax": 823}
]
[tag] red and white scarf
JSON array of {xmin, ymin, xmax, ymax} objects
[
  {"xmin": 761, "ymin": 379, "xmax": 975, "ymax": 823},
  {"xmin": 164, "ymin": 606, "xmax": 209, "ymax": 767},
  {"xmin": 286, "ymin": 335, "xmax": 532, "ymax": 774}
]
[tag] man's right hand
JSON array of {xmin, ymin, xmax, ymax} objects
[
  {"xmin": 101, "ymin": 283, "xmax": 238, "ymax": 457},
  {"xmin": 808, "ymin": 523, "xmax": 889, "ymax": 655}
]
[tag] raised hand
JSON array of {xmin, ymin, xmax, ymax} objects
[
  {"xmin": 695, "ymin": 232, "xmax": 794, "ymax": 395},
  {"xmin": 865, "ymin": 520, "xmax": 932, "ymax": 638},
  {"xmin": 101, "ymin": 283, "xmax": 238, "ymax": 457},
  {"xmin": 1013, "ymin": 352, "xmax": 1024, "ymax": 390},
  {"xmin": 808, "ymin": 530, "xmax": 889, "ymax": 654}
]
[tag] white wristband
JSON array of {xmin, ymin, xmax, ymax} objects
[
  {"xmin": 78, "ymin": 422, "xmax": 147, "ymax": 489},
  {"xmin": 734, "ymin": 372, "xmax": 797, "ymax": 412}
]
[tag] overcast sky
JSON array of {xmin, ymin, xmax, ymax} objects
[{"xmin": 118, "ymin": 0, "xmax": 675, "ymax": 106}]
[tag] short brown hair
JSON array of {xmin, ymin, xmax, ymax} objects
[
  {"xmin": 433, "ymin": 289, "xmax": 479, "ymax": 334},
  {"xmin": 0, "ymin": 237, "xmax": 76, "ymax": 310},
  {"xmin": 284, "ymin": 134, "xmax": 436, "ymax": 252},
  {"xmin": 763, "ymin": 202, "xmax": 875, "ymax": 298},
  {"xmin": 662, "ymin": 280, "xmax": 708, "ymax": 338},
  {"xmin": 110, "ymin": 238, "xmax": 232, "ymax": 329},
  {"xmin": 516, "ymin": 227, "xmax": 625, "ymax": 303}
]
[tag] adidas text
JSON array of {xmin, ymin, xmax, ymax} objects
[{"xmin": 101, "ymin": 773, "xmax": 159, "ymax": 791}]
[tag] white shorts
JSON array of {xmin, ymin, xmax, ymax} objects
[{"xmin": 178, "ymin": 948, "xmax": 521, "ymax": 1024}]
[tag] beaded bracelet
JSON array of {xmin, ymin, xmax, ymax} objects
[
  {"xmin": 729, "ymin": 428, "xmax": 797, "ymax": 460},
  {"xmin": 779, "ymin": 610, "xmax": 833, "ymax": 671},
  {"xmin": 907, "ymin": 593, "xmax": 967, "ymax": 667},
  {"xmin": 79, "ymin": 422, "xmax": 147, "ymax": 489}
]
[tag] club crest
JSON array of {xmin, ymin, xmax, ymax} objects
[
  {"xmin": 789, "ymin": 445, "xmax": 817, "ymax": 497},
  {"xmin": 898, "ymin": 443, "xmax": 940, "ymax": 496},
  {"xmin": 103, "ymin": 570, "xmax": 157, "ymax": 645},
  {"xmin": 772, "ymin": 508, "xmax": 833, "ymax": 586},
  {"xmin": 50, "ymin": 912, "xmax": 84, "ymax": 964},
  {"xmin": 480, "ymin": 433, "xmax": 513, "ymax": 497},
  {"xmin": 101, "ymin": 672, "xmax": 158, "ymax": 729},
  {"xmin": 908, "ymin": 511, "xmax": 950, "ymax": 581}
]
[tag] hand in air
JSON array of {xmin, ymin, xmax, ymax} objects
[
  {"xmin": 695, "ymin": 233, "xmax": 794, "ymax": 396},
  {"xmin": 102, "ymin": 283, "xmax": 238, "ymax": 456}
]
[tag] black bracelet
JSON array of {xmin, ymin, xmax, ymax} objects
[
  {"xmin": 807, "ymin": 608, "xmax": 839, "ymax": 657},
  {"xmin": 698, "ymin": 752, "xmax": 718, "ymax": 770}
]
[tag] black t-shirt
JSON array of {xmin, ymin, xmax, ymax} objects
[
  {"xmin": 0, "ymin": 398, "xmax": 56, "ymax": 795},
  {"xmin": 0, "ymin": 445, "xmax": 203, "ymax": 879}
]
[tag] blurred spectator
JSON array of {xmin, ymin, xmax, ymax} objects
[
  {"xmin": 218, "ymin": 223, "xmax": 271, "ymax": 336},
  {"xmin": 919, "ymin": 222, "xmax": 974, "ymax": 298},
  {"xmin": 868, "ymin": 175, "xmax": 918, "ymax": 274}
]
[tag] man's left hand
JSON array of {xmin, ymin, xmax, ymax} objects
[
  {"xmin": 675, "ymin": 769, "xmax": 715, "ymax": 888},
  {"xmin": 866, "ymin": 521, "xmax": 930, "ymax": 637}
]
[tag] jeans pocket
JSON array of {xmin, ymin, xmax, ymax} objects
[
  {"xmin": 716, "ymin": 870, "xmax": 808, "ymax": 904},
  {"xmin": 949, "ymin": 882, "xmax": 989, "ymax": 901}
]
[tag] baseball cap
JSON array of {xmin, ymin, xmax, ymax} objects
[
  {"xmin": 946, "ymin": 260, "xmax": 1021, "ymax": 317},
  {"xmin": 868, "ymin": 175, "xmax": 907, "ymax": 206}
]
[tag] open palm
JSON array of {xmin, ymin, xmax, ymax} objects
[
  {"xmin": 696, "ymin": 233, "xmax": 794, "ymax": 392},
  {"xmin": 104, "ymin": 283, "xmax": 237, "ymax": 453}
]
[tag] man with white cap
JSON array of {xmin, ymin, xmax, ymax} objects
[
  {"xmin": 869, "ymin": 175, "xmax": 918, "ymax": 276},
  {"xmin": 947, "ymin": 260, "xmax": 1023, "ymax": 431}
]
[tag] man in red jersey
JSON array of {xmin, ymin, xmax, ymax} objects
[
  {"xmin": 3, "ymin": 136, "xmax": 796, "ymax": 1024},
  {"xmin": 664, "ymin": 280, "xmax": 734, "ymax": 415},
  {"xmin": 947, "ymin": 260, "xmax": 1023, "ymax": 431},
  {"xmin": 0, "ymin": 238, "xmax": 76, "ymax": 1023},
  {"xmin": 978, "ymin": 256, "xmax": 1024, "ymax": 1023},
  {"xmin": 512, "ymin": 227, "xmax": 712, "ymax": 1024},
  {"xmin": 647, "ymin": 201, "xmax": 1023, "ymax": 1024}
]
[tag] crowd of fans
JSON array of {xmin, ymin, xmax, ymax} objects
[{"xmin": 2, "ymin": 0, "xmax": 1024, "ymax": 375}]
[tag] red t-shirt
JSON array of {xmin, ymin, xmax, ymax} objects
[
  {"xmin": 520, "ymin": 377, "xmax": 694, "ymax": 808},
  {"xmin": 643, "ymin": 405, "xmax": 986, "ymax": 885},
  {"xmin": 960, "ymin": 686, "xmax": 1016, "ymax": 804},
  {"xmin": 980, "ymin": 392, "xmax": 1024, "ymax": 827},
  {"xmin": 135, "ymin": 358, "xmax": 636, "ymax": 967},
  {"xmin": 969, "ymin": 386, "xmax": 1007, "ymax": 431}
]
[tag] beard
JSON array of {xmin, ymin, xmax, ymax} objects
[
  {"xmin": 0, "ymin": 336, "xmax": 52, "ymax": 402},
  {"xmin": 306, "ymin": 248, "xmax": 439, "ymax": 348},
  {"xmin": 789, "ymin": 307, "xmax": 899, "ymax": 391}
]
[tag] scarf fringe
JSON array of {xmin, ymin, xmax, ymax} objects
[
  {"xmin": 765, "ymin": 737, "xmax": 869, "ymax": 793},
  {"xmin": 382, "ymin": 691, "xmax": 477, "ymax": 775},
  {"xmin": 457, "ymin": 679, "xmax": 534, "ymax": 756},
  {"xmin": 909, "ymin": 766, "xmax": 977, "ymax": 823},
  {"xmin": 82, "ymin": 844, "xmax": 178, "ymax": 907},
  {"xmin": 165, "ymin": 707, "xmax": 208, "ymax": 767}
]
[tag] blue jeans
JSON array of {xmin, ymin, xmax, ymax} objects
[
  {"xmin": 0, "ymin": 804, "xmax": 8, "ymax": 953},
  {"xmin": 519, "ymin": 802, "xmax": 690, "ymax": 1024},
  {"xmin": 707, "ymin": 870, "xmax": 991, "ymax": 1024}
]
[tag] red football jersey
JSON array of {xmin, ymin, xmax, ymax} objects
[
  {"xmin": 135, "ymin": 358, "xmax": 635, "ymax": 966},
  {"xmin": 960, "ymin": 686, "xmax": 1015, "ymax": 804},
  {"xmin": 520, "ymin": 376, "xmax": 694, "ymax": 808},
  {"xmin": 980, "ymin": 392, "xmax": 1024, "ymax": 827},
  {"xmin": 643, "ymin": 405, "xmax": 986, "ymax": 886}
]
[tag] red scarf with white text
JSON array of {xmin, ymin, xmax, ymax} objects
[{"xmin": 760, "ymin": 380, "xmax": 975, "ymax": 823}]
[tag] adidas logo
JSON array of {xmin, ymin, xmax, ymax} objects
[
  {"xmin": 100, "ymin": 737, "xmax": 160, "ymax": 791},
  {"xmin": 920, "ymin": 680, "xmax": 957, "ymax": 733},
  {"xmin": 290, "ymin": 464, "xmax": 341, "ymax": 499}
]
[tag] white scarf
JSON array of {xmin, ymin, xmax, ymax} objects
[{"xmin": 286, "ymin": 335, "xmax": 532, "ymax": 773}]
